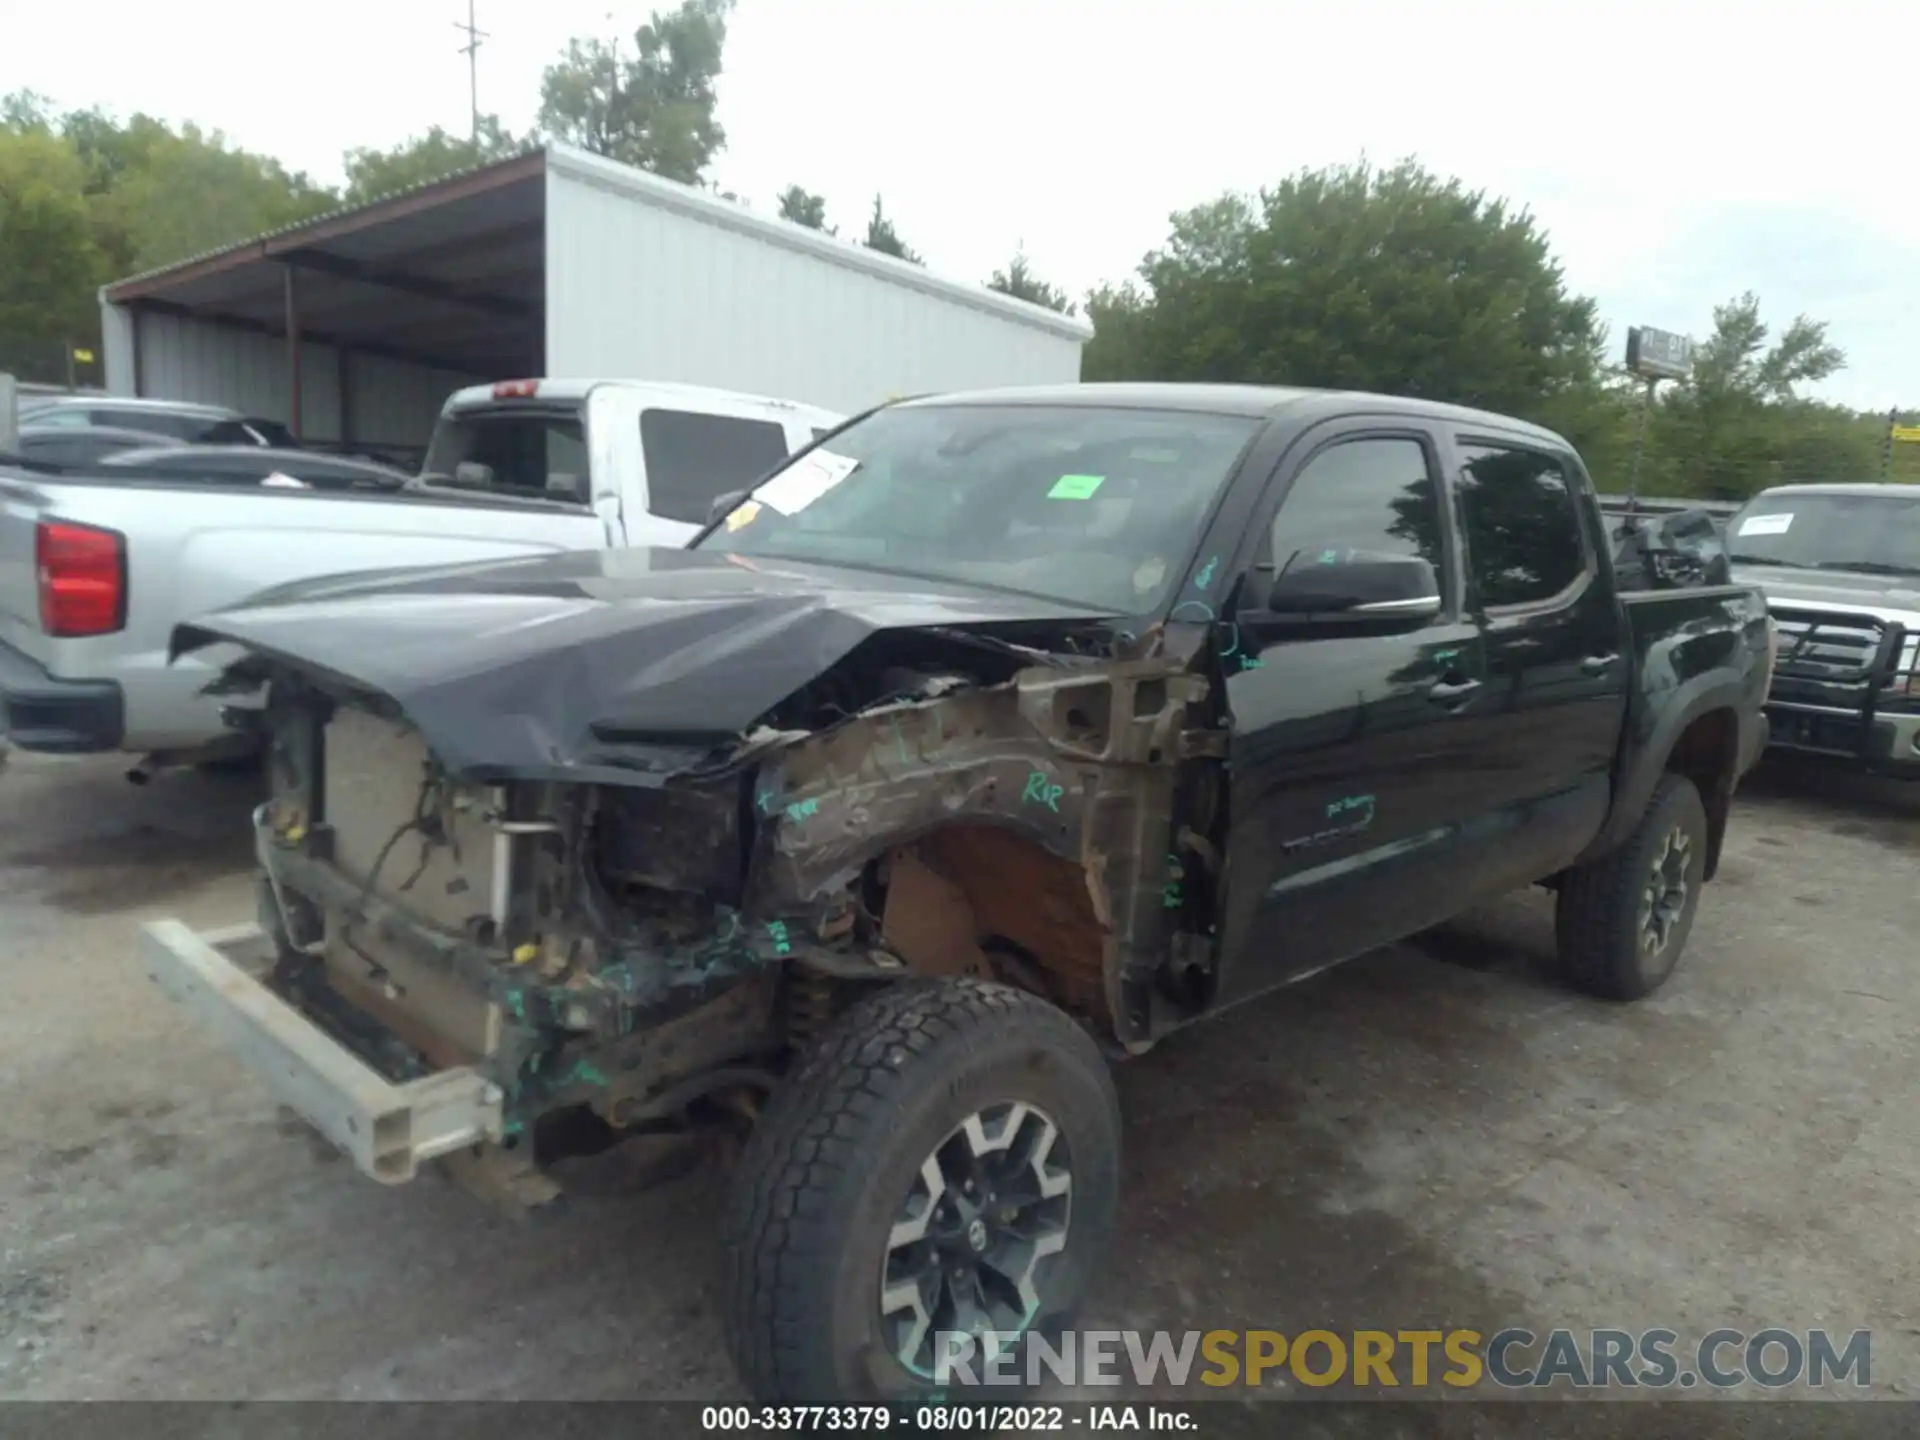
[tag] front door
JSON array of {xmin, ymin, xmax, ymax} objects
[{"xmin": 1213, "ymin": 425, "xmax": 1493, "ymax": 1007}]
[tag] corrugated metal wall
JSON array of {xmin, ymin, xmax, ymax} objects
[
  {"xmin": 99, "ymin": 303, "xmax": 479, "ymax": 450},
  {"xmin": 544, "ymin": 150, "xmax": 1088, "ymax": 415}
]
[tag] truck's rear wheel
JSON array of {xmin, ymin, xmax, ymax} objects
[
  {"xmin": 1554, "ymin": 772, "xmax": 1708, "ymax": 1000},
  {"xmin": 722, "ymin": 977, "xmax": 1120, "ymax": 1404}
]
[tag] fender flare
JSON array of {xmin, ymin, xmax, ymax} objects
[{"xmin": 1579, "ymin": 674, "xmax": 1752, "ymax": 871}]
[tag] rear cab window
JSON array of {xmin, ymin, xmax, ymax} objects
[
  {"xmin": 422, "ymin": 404, "xmax": 590, "ymax": 502},
  {"xmin": 640, "ymin": 408, "xmax": 793, "ymax": 523}
]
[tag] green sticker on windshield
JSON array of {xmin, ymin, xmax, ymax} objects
[{"xmin": 1048, "ymin": 474, "xmax": 1105, "ymax": 500}]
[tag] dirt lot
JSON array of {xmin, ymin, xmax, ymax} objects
[{"xmin": 1, "ymin": 748, "xmax": 1916, "ymax": 1415}]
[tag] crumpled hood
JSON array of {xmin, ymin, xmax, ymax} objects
[
  {"xmin": 172, "ymin": 546, "xmax": 1113, "ymax": 781},
  {"xmin": 1732, "ymin": 564, "xmax": 1920, "ymax": 619}
]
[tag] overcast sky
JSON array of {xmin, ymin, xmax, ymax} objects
[{"xmin": 8, "ymin": 0, "xmax": 1915, "ymax": 410}]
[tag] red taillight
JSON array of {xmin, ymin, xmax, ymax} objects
[
  {"xmin": 491, "ymin": 379, "xmax": 540, "ymax": 399},
  {"xmin": 36, "ymin": 519, "xmax": 126, "ymax": 637}
]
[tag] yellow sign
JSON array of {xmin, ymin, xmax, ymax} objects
[
  {"xmin": 71, "ymin": 347, "xmax": 95, "ymax": 363},
  {"xmin": 1889, "ymin": 425, "xmax": 1920, "ymax": 443}
]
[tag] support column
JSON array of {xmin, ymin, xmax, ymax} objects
[
  {"xmin": 283, "ymin": 264, "xmax": 302, "ymax": 440},
  {"xmin": 337, "ymin": 346, "xmax": 354, "ymax": 450}
]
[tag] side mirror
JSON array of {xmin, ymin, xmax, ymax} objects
[
  {"xmin": 1249, "ymin": 550, "xmax": 1442, "ymax": 627},
  {"xmin": 708, "ymin": 488, "xmax": 750, "ymax": 526}
]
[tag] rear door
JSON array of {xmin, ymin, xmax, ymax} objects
[
  {"xmin": 1443, "ymin": 433, "xmax": 1629, "ymax": 890},
  {"xmin": 1214, "ymin": 421, "xmax": 1494, "ymax": 1004}
]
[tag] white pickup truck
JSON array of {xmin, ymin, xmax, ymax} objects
[{"xmin": 0, "ymin": 378, "xmax": 842, "ymax": 772}]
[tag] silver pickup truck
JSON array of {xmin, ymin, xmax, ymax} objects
[
  {"xmin": 0, "ymin": 378, "xmax": 841, "ymax": 771},
  {"xmin": 1725, "ymin": 482, "xmax": 1920, "ymax": 778}
]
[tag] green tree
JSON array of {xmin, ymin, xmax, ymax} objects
[
  {"xmin": 342, "ymin": 117, "xmax": 523, "ymax": 204},
  {"xmin": 0, "ymin": 128, "xmax": 110, "ymax": 380},
  {"xmin": 537, "ymin": 0, "xmax": 734, "ymax": 184},
  {"xmin": 91, "ymin": 121, "xmax": 335, "ymax": 272},
  {"xmin": 863, "ymin": 194, "xmax": 920, "ymax": 263},
  {"xmin": 1082, "ymin": 159, "xmax": 1606, "ymax": 421},
  {"xmin": 1081, "ymin": 280, "xmax": 1152, "ymax": 382},
  {"xmin": 1645, "ymin": 293, "xmax": 1867, "ymax": 499},
  {"xmin": 987, "ymin": 249, "xmax": 1073, "ymax": 314},
  {"xmin": 1, "ymin": 89, "xmax": 55, "ymax": 133},
  {"xmin": 777, "ymin": 184, "xmax": 831, "ymax": 231},
  {"xmin": 0, "ymin": 100, "xmax": 341, "ymax": 377}
]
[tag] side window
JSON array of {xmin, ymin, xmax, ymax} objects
[
  {"xmin": 1455, "ymin": 444, "xmax": 1587, "ymax": 608},
  {"xmin": 1268, "ymin": 437, "xmax": 1446, "ymax": 578},
  {"xmin": 640, "ymin": 408, "xmax": 792, "ymax": 523}
]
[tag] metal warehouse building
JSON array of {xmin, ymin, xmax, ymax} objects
[{"xmin": 99, "ymin": 142, "xmax": 1092, "ymax": 460}]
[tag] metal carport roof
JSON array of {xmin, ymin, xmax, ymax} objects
[{"xmin": 103, "ymin": 148, "xmax": 549, "ymax": 381}]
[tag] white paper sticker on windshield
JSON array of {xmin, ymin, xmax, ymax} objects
[
  {"xmin": 1737, "ymin": 513, "xmax": 1794, "ymax": 536},
  {"xmin": 755, "ymin": 449, "xmax": 859, "ymax": 515}
]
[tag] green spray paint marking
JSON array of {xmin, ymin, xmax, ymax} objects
[
  {"xmin": 1047, "ymin": 474, "xmax": 1105, "ymax": 500},
  {"xmin": 755, "ymin": 786, "xmax": 779, "ymax": 815},
  {"xmin": 784, "ymin": 798, "xmax": 819, "ymax": 823},
  {"xmin": 891, "ymin": 718, "xmax": 910, "ymax": 766},
  {"xmin": 565, "ymin": 1059, "xmax": 611, "ymax": 1088},
  {"xmin": 1194, "ymin": 554, "xmax": 1220, "ymax": 590},
  {"xmin": 1432, "ymin": 648, "xmax": 1460, "ymax": 665},
  {"xmin": 765, "ymin": 920, "xmax": 792, "ymax": 956},
  {"xmin": 1239, "ymin": 656, "xmax": 1265, "ymax": 670},
  {"xmin": 1163, "ymin": 851, "xmax": 1184, "ymax": 909},
  {"xmin": 1021, "ymin": 770, "xmax": 1065, "ymax": 812},
  {"xmin": 1317, "ymin": 547, "xmax": 1341, "ymax": 565},
  {"xmin": 1326, "ymin": 794, "xmax": 1376, "ymax": 826}
]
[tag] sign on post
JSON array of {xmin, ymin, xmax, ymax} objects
[
  {"xmin": 1626, "ymin": 326, "xmax": 1695, "ymax": 381},
  {"xmin": 1891, "ymin": 425, "xmax": 1920, "ymax": 444}
]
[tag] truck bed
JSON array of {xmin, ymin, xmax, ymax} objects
[{"xmin": 0, "ymin": 466, "xmax": 607, "ymax": 754}]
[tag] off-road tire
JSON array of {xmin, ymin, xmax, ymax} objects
[
  {"xmin": 722, "ymin": 977, "xmax": 1121, "ymax": 1404},
  {"xmin": 1554, "ymin": 772, "xmax": 1708, "ymax": 1000}
]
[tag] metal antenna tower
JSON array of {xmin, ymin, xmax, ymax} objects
[{"xmin": 454, "ymin": 2, "xmax": 488, "ymax": 143}]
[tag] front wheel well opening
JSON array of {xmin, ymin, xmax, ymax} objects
[
  {"xmin": 1666, "ymin": 707, "xmax": 1737, "ymax": 880},
  {"xmin": 868, "ymin": 823, "xmax": 1108, "ymax": 1025}
]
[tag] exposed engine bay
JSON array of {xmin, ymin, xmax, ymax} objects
[{"xmin": 238, "ymin": 619, "xmax": 1224, "ymax": 1197}]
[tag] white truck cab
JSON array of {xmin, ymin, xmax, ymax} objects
[{"xmin": 424, "ymin": 379, "xmax": 845, "ymax": 549}]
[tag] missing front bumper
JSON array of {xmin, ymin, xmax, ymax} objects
[{"xmin": 140, "ymin": 919, "xmax": 503, "ymax": 1183}]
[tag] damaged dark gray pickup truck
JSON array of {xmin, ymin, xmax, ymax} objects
[{"xmin": 143, "ymin": 384, "xmax": 1772, "ymax": 1403}]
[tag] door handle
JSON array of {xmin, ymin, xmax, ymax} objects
[
  {"xmin": 1581, "ymin": 653, "xmax": 1619, "ymax": 675},
  {"xmin": 1428, "ymin": 677, "xmax": 1482, "ymax": 705}
]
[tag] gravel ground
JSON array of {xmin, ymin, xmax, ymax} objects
[{"xmin": 0, "ymin": 749, "xmax": 1915, "ymax": 1424}]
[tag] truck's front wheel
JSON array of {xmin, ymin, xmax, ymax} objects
[
  {"xmin": 722, "ymin": 977, "xmax": 1121, "ymax": 1403},
  {"xmin": 1554, "ymin": 772, "xmax": 1709, "ymax": 1000}
]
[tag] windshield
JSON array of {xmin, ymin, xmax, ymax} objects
[
  {"xmin": 1726, "ymin": 492, "xmax": 1920, "ymax": 576},
  {"xmin": 695, "ymin": 404, "xmax": 1260, "ymax": 612},
  {"xmin": 420, "ymin": 406, "xmax": 589, "ymax": 501}
]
